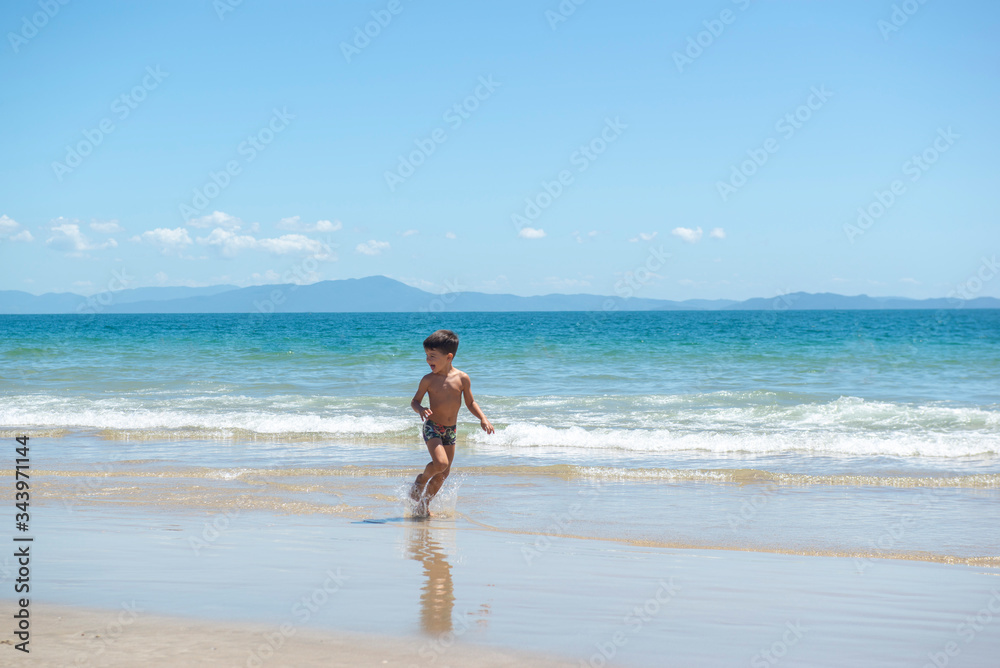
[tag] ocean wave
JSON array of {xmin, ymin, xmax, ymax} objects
[
  {"xmin": 0, "ymin": 395, "xmax": 415, "ymax": 438},
  {"xmin": 472, "ymin": 423, "xmax": 997, "ymax": 457},
  {"xmin": 467, "ymin": 395, "xmax": 1000, "ymax": 457},
  {"xmin": 2, "ymin": 393, "xmax": 997, "ymax": 457}
]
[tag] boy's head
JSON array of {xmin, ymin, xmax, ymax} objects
[{"xmin": 423, "ymin": 329, "xmax": 458, "ymax": 372}]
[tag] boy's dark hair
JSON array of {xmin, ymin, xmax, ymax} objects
[{"xmin": 424, "ymin": 329, "xmax": 459, "ymax": 356}]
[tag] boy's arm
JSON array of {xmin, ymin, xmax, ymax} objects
[
  {"xmin": 462, "ymin": 374, "xmax": 494, "ymax": 434},
  {"xmin": 411, "ymin": 376, "xmax": 432, "ymax": 421}
]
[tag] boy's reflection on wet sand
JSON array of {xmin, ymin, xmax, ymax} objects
[{"xmin": 406, "ymin": 523, "xmax": 455, "ymax": 634}]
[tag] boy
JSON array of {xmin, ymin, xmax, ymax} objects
[{"xmin": 409, "ymin": 329, "xmax": 493, "ymax": 517}]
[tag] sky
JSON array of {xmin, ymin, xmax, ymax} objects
[{"xmin": 1, "ymin": 0, "xmax": 998, "ymax": 301}]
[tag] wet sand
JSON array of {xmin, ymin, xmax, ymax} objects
[
  {"xmin": 18, "ymin": 603, "xmax": 579, "ymax": 667},
  {"xmin": 6, "ymin": 496, "xmax": 1000, "ymax": 667},
  {"xmin": 31, "ymin": 461, "xmax": 1000, "ymax": 566}
]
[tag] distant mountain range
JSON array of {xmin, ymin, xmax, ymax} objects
[{"xmin": 1, "ymin": 276, "xmax": 997, "ymax": 314}]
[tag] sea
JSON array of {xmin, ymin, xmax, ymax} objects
[{"xmin": 2, "ymin": 310, "xmax": 999, "ymax": 559}]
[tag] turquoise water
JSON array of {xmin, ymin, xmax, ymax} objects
[{"xmin": 2, "ymin": 311, "xmax": 998, "ymax": 467}]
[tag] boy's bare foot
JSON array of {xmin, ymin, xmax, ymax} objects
[
  {"xmin": 412, "ymin": 495, "xmax": 429, "ymax": 518},
  {"xmin": 410, "ymin": 480, "xmax": 429, "ymax": 517}
]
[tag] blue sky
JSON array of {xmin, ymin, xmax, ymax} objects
[{"xmin": 1, "ymin": 0, "xmax": 998, "ymax": 300}]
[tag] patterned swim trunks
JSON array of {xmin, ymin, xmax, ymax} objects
[{"xmin": 423, "ymin": 419, "xmax": 457, "ymax": 446}]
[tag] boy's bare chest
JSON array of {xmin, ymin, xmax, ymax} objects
[{"xmin": 427, "ymin": 375, "xmax": 462, "ymax": 399}]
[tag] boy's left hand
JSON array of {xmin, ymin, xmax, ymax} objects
[{"xmin": 480, "ymin": 418, "xmax": 494, "ymax": 435}]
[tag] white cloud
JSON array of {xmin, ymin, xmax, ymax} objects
[
  {"xmin": 187, "ymin": 211, "xmax": 242, "ymax": 230},
  {"xmin": 678, "ymin": 278, "xmax": 696, "ymax": 286},
  {"xmin": 445, "ymin": 231, "xmax": 457, "ymax": 239},
  {"xmin": 0, "ymin": 214, "xmax": 19, "ymax": 233},
  {"xmin": 356, "ymin": 240, "xmax": 390, "ymax": 256},
  {"xmin": 710, "ymin": 227, "xmax": 726, "ymax": 240},
  {"xmin": 899, "ymin": 277, "xmax": 921, "ymax": 285},
  {"xmin": 0, "ymin": 214, "xmax": 34, "ymax": 242},
  {"xmin": 629, "ymin": 231, "xmax": 658, "ymax": 242},
  {"xmin": 46, "ymin": 222, "xmax": 117, "ymax": 253},
  {"xmin": 671, "ymin": 226, "xmax": 703, "ymax": 243},
  {"xmin": 276, "ymin": 216, "xmax": 342, "ymax": 233},
  {"xmin": 90, "ymin": 220, "xmax": 124, "ymax": 234},
  {"xmin": 184, "ymin": 213, "xmax": 335, "ymax": 260},
  {"xmin": 155, "ymin": 271, "xmax": 169, "ymax": 284},
  {"xmin": 198, "ymin": 229, "xmax": 326, "ymax": 258},
  {"xmin": 257, "ymin": 234, "xmax": 331, "ymax": 257},
  {"xmin": 131, "ymin": 227, "xmax": 193, "ymax": 254},
  {"xmin": 315, "ymin": 219, "xmax": 341, "ymax": 232},
  {"xmin": 400, "ymin": 229, "xmax": 419, "ymax": 237},
  {"xmin": 518, "ymin": 227, "xmax": 546, "ymax": 239},
  {"xmin": 197, "ymin": 227, "xmax": 259, "ymax": 257}
]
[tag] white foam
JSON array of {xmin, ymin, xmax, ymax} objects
[
  {"xmin": 0, "ymin": 395, "xmax": 414, "ymax": 437},
  {"xmin": 3, "ymin": 393, "xmax": 997, "ymax": 458},
  {"xmin": 469, "ymin": 395, "xmax": 1000, "ymax": 458},
  {"xmin": 470, "ymin": 423, "xmax": 996, "ymax": 457}
]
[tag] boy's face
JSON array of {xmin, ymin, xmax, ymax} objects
[{"xmin": 424, "ymin": 348, "xmax": 453, "ymax": 373}]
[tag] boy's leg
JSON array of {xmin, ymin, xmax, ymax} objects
[
  {"xmin": 422, "ymin": 443, "xmax": 455, "ymax": 502},
  {"xmin": 411, "ymin": 437, "xmax": 443, "ymax": 501},
  {"xmin": 410, "ymin": 439, "xmax": 454, "ymax": 514}
]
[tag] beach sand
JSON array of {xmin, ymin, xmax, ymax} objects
[
  {"xmin": 7, "ymin": 477, "xmax": 1000, "ymax": 667},
  {"xmin": 19, "ymin": 603, "xmax": 579, "ymax": 667}
]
